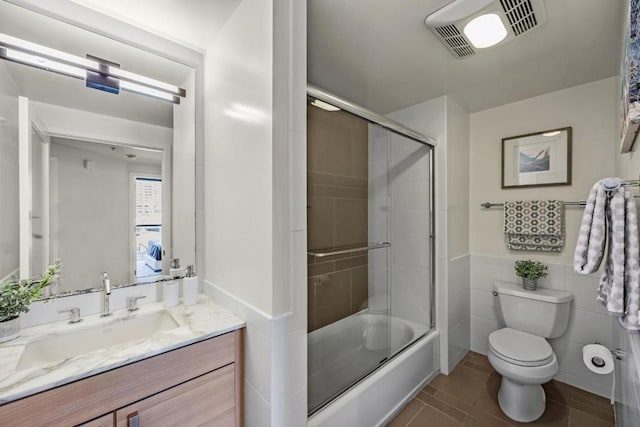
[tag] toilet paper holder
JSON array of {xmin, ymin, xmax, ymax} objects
[{"xmin": 595, "ymin": 342, "xmax": 625, "ymax": 361}]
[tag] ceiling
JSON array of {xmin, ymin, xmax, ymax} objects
[
  {"xmin": 53, "ymin": 137, "xmax": 162, "ymax": 166},
  {"xmin": 0, "ymin": 1, "xmax": 194, "ymax": 127},
  {"xmin": 68, "ymin": 0, "xmax": 241, "ymax": 52},
  {"xmin": 308, "ymin": 0, "xmax": 625, "ymax": 114}
]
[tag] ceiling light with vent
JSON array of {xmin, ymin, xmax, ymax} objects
[
  {"xmin": 425, "ymin": 0, "xmax": 547, "ymax": 59},
  {"xmin": 463, "ymin": 13, "xmax": 507, "ymax": 48}
]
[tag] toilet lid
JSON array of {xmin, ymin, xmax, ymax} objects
[{"xmin": 489, "ymin": 328, "xmax": 554, "ymax": 367}]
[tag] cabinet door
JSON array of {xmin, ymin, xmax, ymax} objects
[
  {"xmin": 77, "ymin": 413, "xmax": 115, "ymax": 427},
  {"xmin": 116, "ymin": 364, "xmax": 235, "ymax": 427}
]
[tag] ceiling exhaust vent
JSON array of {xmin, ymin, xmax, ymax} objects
[
  {"xmin": 434, "ymin": 25, "xmax": 476, "ymax": 57},
  {"xmin": 500, "ymin": 0, "xmax": 538, "ymax": 36},
  {"xmin": 425, "ymin": 0, "xmax": 547, "ymax": 59}
]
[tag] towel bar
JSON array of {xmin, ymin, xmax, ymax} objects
[
  {"xmin": 308, "ymin": 242, "xmax": 391, "ymax": 258},
  {"xmin": 481, "ymin": 196, "xmax": 640, "ymax": 209},
  {"xmin": 481, "ymin": 201, "xmax": 587, "ymax": 208}
]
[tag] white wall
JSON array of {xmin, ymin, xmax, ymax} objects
[
  {"xmin": 469, "ymin": 77, "xmax": 618, "ymax": 398},
  {"xmin": 388, "ymin": 95, "xmax": 471, "ymax": 374},
  {"xmin": 469, "ymin": 77, "xmax": 617, "ymax": 264},
  {"xmin": 204, "ymin": 0, "xmax": 274, "ymax": 315},
  {"xmin": 31, "ymin": 101, "xmax": 172, "ymax": 150},
  {"xmin": 0, "ymin": 61, "xmax": 21, "ymax": 280},
  {"xmin": 203, "ymin": 0, "xmax": 307, "ymax": 426}
]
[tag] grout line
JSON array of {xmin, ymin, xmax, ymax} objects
[{"xmin": 403, "ymin": 403, "xmax": 424, "ymax": 427}]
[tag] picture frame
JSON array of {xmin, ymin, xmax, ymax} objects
[
  {"xmin": 501, "ymin": 127, "xmax": 572, "ymax": 189},
  {"xmin": 620, "ymin": 0, "xmax": 640, "ymax": 153}
]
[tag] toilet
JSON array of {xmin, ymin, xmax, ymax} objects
[{"xmin": 488, "ymin": 282, "xmax": 573, "ymax": 423}]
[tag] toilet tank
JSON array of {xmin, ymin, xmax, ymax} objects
[{"xmin": 494, "ymin": 281, "xmax": 573, "ymax": 338}]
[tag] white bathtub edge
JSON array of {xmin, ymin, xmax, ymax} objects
[
  {"xmin": 309, "ymin": 329, "xmax": 440, "ymax": 427},
  {"xmin": 377, "ymin": 367, "xmax": 441, "ymax": 427}
]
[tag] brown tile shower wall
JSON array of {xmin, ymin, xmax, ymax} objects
[{"xmin": 307, "ymin": 105, "xmax": 369, "ymax": 332}]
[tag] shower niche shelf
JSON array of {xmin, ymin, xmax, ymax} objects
[{"xmin": 308, "ymin": 242, "xmax": 390, "ymax": 258}]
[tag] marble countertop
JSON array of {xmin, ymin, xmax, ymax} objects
[{"xmin": 0, "ymin": 294, "xmax": 245, "ymax": 405}]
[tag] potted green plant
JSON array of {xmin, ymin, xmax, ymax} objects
[
  {"xmin": 514, "ymin": 260, "xmax": 548, "ymax": 291},
  {"xmin": 0, "ymin": 261, "xmax": 61, "ymax": 343}
]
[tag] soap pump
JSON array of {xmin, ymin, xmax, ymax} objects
[
  {"xmin": 170, "ymin": 258, "xmax": 183, "ymax": 279},
  {"xmin": 182, "ymin": 265, "xmax": 198, "ymax": 306}
]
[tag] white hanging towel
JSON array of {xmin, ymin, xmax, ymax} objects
[{"xmin": 574, "ymin": 178, "xmax": 640, "ymax": 332}]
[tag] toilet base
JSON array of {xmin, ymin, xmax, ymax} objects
[{"xmin": 497, "ymin": 376, "xmax": 546, "ymax": 423}]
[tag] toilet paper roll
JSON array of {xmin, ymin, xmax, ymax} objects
[{"xmin": 582, "ymin": 344, "xmax": 614, "ymax": 375}]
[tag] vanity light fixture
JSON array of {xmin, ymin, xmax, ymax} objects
[
  {"xmin": 311, "ymin": 99, "xmax": 341, "ymax": 112},
  {"xmin": 463, "ymin": 13, "xmax": 507, "ymax": 48},
  {"xmin": 0, "ymin": 32, "xmax": 185, "ymax": 104}
]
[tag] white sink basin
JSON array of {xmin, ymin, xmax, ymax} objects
[{"xmin": 16, "ymin": 311, "xmax": 178, "ymax": 370}]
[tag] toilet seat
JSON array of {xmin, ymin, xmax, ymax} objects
[{"xmin": 489, "ymin": 328, "xmax": 553, "ymax": 367}]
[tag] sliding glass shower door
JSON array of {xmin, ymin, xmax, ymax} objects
[{"xmin": 307, "ymin": 97, "xmax": 434, "ymax": 414}]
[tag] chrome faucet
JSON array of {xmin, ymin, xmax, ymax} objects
[
  {"xmin": 58, "ymin": 307, "xmax": 82, "ymax": 324},
  {"xmin": 101, "ymin": 272, "xmax": 112, "ymax": 317}
]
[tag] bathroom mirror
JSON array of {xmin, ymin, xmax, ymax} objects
[{"xmin": 0, "ymin": 0, "xmax": 196, "ymax": 295}]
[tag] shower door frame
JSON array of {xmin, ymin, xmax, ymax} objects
[{"xmin": 308, "ymin": 84, "xmax": 437, "ymax": 331}]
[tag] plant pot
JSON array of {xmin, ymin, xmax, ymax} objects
[
  {"xmin": 522, "ymin": 278, "xmax": 537, "ymax": 291},
  {"xmin": 0, "ymin": 316, "xmax": 20, "ymax": 343}
]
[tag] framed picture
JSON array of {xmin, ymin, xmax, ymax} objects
[
  {"xmin": 620, "ymin": 0, "xmax": 640, "ymax": 153},
  {"xmin": 501, "ymin": 127, "xmax": 572, "ymax": 189}
]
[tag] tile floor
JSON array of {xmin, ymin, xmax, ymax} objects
[{"xmin": 388, "ymin": 351, "xmax": 614, "ymax": 427}]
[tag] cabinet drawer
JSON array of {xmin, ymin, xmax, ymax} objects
[
  {"xmin": 77, "ymin": 413, "xmax": 115, "ymax": 427},
  {"xmin": 116, "ymin": 365, "xmax": 235, "ymax": 427}
]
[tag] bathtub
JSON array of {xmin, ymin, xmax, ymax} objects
[{"xmin": 308, "ymin": 311, "xmax": 440, "ymax": 427}]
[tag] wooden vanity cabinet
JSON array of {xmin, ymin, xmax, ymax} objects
[
  {"xmin": 78, "ymin": 413, "xmax": 115, "ymax": 427},
  {"xmin": 115, "ymin": 365, "xmax": 235, "ymax": 426},
  {"xmin": 0, "ymin": 328, "xmax": 244, "ymax": 427}
]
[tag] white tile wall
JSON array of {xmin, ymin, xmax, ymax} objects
[
  {"xmin": 613, "ymin": 324, "xmax": 640, "ymax": 426},
  {"xmin": 470, "ymin": 315, "xmax": 500, "ymax": 356},
  {"xmin": 448, "ymin": 255, "xmax": 470, "ymax": 369},
  {"xmin": 470, "ymin": 254, "xmax": 615, "ymax": 398},
  {"xmin": 204, "ymin": 281, "xmax": 307, "ymax": 427}
]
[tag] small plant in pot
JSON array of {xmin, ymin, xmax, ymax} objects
[
  {"xmin": 0, "ymin": 261, "xmax": 61, "ymax": 343},
  {"xmin": 514, "ymin": 260, "xmax": 548, "ymax": 291}
]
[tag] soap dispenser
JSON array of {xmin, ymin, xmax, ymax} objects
[
  {"xmin": 170, "ymin": 258, "xmax": 183, "ymax": 279},
  {"xmin": 182, "ymin": 265, "xmax": 198, "ymax": 306}
]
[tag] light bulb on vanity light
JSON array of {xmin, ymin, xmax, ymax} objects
[{"xmin": 0, "ymin": 32, "xmax": 185, "ymax": 103}]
